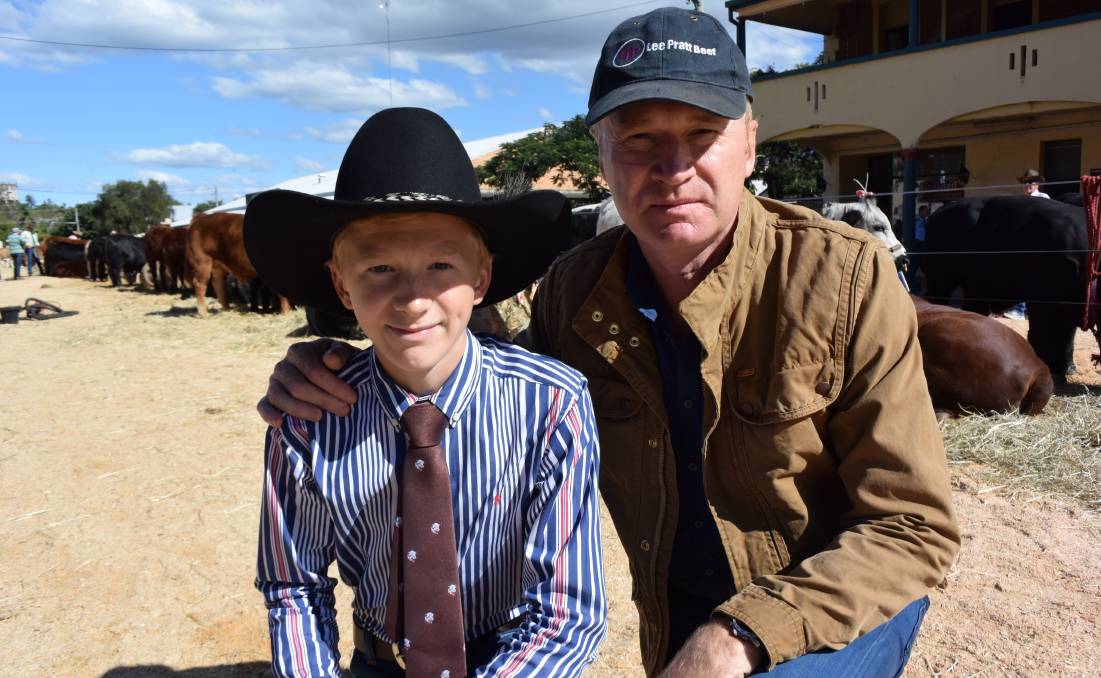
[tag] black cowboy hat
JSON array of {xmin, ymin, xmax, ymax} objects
[{"xmin": 243, "ymin": 107, "xmax": 572, "ymax": 315}]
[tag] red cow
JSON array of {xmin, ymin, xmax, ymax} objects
[
  {"xmin": 187, "ymin": 212, "xmax": 289, "ymax": 317},
  {"xmin": 162, "ymin": 226, "xmax": 191, "ymax": 295},
  {"xmin": 912, "ymin": 295, "xmax": 1053, "ymax": 416},
  {"xmin": 144, "ymin": 225, "xmax": 171, "ymax": 292}
]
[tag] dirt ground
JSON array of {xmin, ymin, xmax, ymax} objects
[{"xmin": 2, "ymin": 275, "xmax": 1099, "ymax": 677}]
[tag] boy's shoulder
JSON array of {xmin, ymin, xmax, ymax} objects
[{"xmin": 475, "ymin": 333, "xmax": 589, "ymax": 400}]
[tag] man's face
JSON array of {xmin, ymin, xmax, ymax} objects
[
  {"xmin": 594, "ymin": 100, "xmax": 757, "ymax": 258},
  {"xmin": 1021, "ymin": 180, "xmax": 1039, "ymax": 195},
  {"xmin": 329, "ymin": 212, "xmax": 491, "ymax": 394}
]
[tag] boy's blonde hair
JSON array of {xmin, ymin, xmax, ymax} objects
[{"xmin": 329, "ymin": 212, "xmax": 491, "ymax": 273}]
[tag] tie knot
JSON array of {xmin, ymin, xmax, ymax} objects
[{"xmin": 400, "ymin": 401, "xmax": 449, "ymax": 448}]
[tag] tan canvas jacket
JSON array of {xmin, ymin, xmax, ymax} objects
[{"xmin": 529, "ymin": 193, "xmax": 960, "ymax": 674}]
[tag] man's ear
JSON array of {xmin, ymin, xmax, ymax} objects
[
  {"xmin": 328, "ymin": 261, "xmax": 354, "ymax": 310},
  {"xmin": 472, "ymin": 256, "xmax": 493, "ymax": 306},
  {"xmin": 744, "ymin": 117, "xmax": 759, "ymax": 177}
]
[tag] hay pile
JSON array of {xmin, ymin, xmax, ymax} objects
[{"xmin": 940, "ymin": 393, "xmax": 1101, "ymax": 510}]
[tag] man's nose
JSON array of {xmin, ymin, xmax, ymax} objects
[{"xmin": 651, "ymin": 140, "xmax": 696, "ymax": 185}]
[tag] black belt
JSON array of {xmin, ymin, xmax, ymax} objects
[{"xmin": 352, "ymin": 621, "xmax": 516, "ymax": 674}]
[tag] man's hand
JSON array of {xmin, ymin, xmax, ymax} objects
[
  {"xmin": 659, "ymin": 619, "xmax": 763, "ymax": 678},
  {"xmin": 257, "ymin": 338, "xmax": 360, "ymax": 427}
]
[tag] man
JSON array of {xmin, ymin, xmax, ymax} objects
[
  {"xmin": 5, "ymin": 227, "xmax": 26, "ymax": 279},
  {"xmin": 1019, "ymin": 169, "xmax": 1050, "ymax": 198},
  {"xmin": 21, "ymin": 226, "xmax": 40, "ymax": 276},
  {"xmin": 258, "ymin": 7, "xmax": 959, "ymax": 676}
]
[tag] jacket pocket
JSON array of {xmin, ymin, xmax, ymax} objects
[{"xmin": 730, "ymin": 360, "xmax": 840, "ymax": 425}]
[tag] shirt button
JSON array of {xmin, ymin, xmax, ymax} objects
[
  {"xmin": 628, "ymin": 336, "xmax": 640, "ymax": 347},
  {"xmin": 640, "ymin": 539, "xmax": 651, "ymax": 552},
  {"xmin": 591, "ymin": 310, "xmax": 604, "ymax": 322},
  {"xmin": 647, "ymin": 438, "xmax": 658, "ymax": 448},
  {"xmin": 693, "ymin": 520, "xmax": 703, "ymax": 529},
  {"xmin": 704, "ymin": 568, "xmax": 715, "ymax": 576},
  {"xmin": 687, "ymin": 462, "xmax": 699, "ymax": 472},
  {"xmin": 683, "ymin": 399, "xmax": 694, "ymax": 409},
  {"xmin": 609, "ymin": 323, "xmax": 621, "ymax": 335}
]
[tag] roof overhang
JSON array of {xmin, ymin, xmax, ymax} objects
[{"xmin": 726, "ymin": 0, "xmax": 833, "ymax": 35}]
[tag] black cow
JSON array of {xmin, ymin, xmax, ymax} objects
[
  {"xmin": 86, "ymin": 237, "xmax": 110, "ymax": 281},
  {"xmin": 921, "ymin": 195, "xmax": 1087, "ymax": 376},
  {"xmin": 99, "ymin": 234, "xmax": 147, "ymax": 287}
]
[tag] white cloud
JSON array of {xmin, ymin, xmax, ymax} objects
[
  {"xmin": 303, "ymin": 118, "xmax": 364, "ymax": 145},
  {"xmin": 212, "ymin": 62, "xmax": 467, "ymax": 113},
  {"xmin": 0, "ymin": 171, "xmax": 33, "ymax": 185},
  {"xmin": 115, "ymin": 141, "xmax": 267, "ymax": 169},
  {"xmin": 537, "ymin": 106, "xmax": 555, "ymax": 122},
  {"xmin": 472, "ymin": 79, "xmax": 491, "ymax": 101},
  {"xmin": 135, "ymin": 170, "xmax": 189, "ymax": 185},
  {"xmin": 294, "ymin": 157, "xmax": 324, "ymax": 172},
  {"xmin": 436, "ymin": 53, "xmax": 489, "ymax": 75}
]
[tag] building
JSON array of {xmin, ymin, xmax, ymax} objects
[
  {"xmin": 0, "ymin": 183, "xmax": 17, "ymax": 203},
  {"xmin": 726, "ymin": 0, "xmax": 1101, "ymax": 243}
]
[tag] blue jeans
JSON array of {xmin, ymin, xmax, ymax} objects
[
  {"xmin": 11, "ymin": 252, "xmax": 25, "ymax": 279},
  {"xmin": 756, "ymin": 597, "xmax": 929, "ymax": 677}
]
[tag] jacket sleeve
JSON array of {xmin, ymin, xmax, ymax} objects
[
  {"xmin": 715, "ymin": 247, "xmax": 961, "ymax": 669},
  {"xmin": 256, "ymin": 421, "xmax": 341, "ymax": 678},
  {"xmin": 479, "ymin": 388, "xmax": 608, "ymax": 678}
]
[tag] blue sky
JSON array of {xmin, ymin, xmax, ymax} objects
[{"xmin": 0, "ymin": 0, "xmax": 821, "ymax": 209}]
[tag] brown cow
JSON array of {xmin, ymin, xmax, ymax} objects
[
  {"xmin": 144, "ymin": 225, "xmax": 171, "ymax": 292},
  {"xmin": 161, "ymin": 226, "xmax": 190, "ymax": 295},
  {"xmin": 912, "ymin": 295, "xmax": 1053, "ymax": 416},
  {"xmin": 187, "ymin": 212, "xmax": 289, "ymax": 317}
]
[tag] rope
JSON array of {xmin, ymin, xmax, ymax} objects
[
  {"xmin": 781, "ymin": 179, "xmax": 1083, "ymax": 205},
  {"xmin": 1081, "ymin": 176, "xmax": 1101, "ymax": 365}
]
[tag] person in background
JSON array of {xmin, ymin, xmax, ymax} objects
[
  {"xmin": 21, "ymin": 226, "xmax": 40, "ymax": 276},
  {"xmin": 6, "ymin": 228, "xmax": 26, "ymax": 279},
  {"xmin": 1019, "ymin": 169, "xmax": 1050, "ymax": 198}
]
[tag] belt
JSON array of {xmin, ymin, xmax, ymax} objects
[{"xmin": 353, "ymin": 624, "xmax": 406, "ymax": 669}]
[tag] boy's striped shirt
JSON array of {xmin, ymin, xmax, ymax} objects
[{"xmin": 257, "ymin": 331, "xmax": 606, "ymax": 677}]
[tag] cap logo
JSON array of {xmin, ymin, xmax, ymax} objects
[{"xmin": 612, "ymin": 38, "xmax": 646, "ymax": 67}]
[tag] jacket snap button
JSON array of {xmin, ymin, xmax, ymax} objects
[
  {"xmin": 815, "ymin": 381, "xmax": 831, "ymax": 395},
  {"xmin": 609, "ymin": 323, "xmax": 620, "ymax": 335},
  {"xmin": 647, "ymin": 438, "xmax": 658, "ymax": 448},
  {"xmin": 628, "ymin": 336, "xmax": 640, "ymax": 347},
  {"xmin": 591, "ymin": 310, "xmax": 604, "ymax": 322},
  {"xmin": 640, "ymin": 539, "xmax": 651, "ymax": 552}
]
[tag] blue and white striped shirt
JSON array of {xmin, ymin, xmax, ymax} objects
[{"xmin": 257, "ymin": 331, "xmax": 606, "ymax": 677}]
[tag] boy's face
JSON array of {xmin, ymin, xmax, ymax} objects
[{"xmin": 329, "ymin": 212, "xmax": 492, "ymax": 395}]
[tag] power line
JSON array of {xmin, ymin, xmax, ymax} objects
[{"xmin": 0, "ymin": 1, "xmax": 664, "ymax": 54}]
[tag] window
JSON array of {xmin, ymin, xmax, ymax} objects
[
  {"xmin": 990, "ymin": 0, "xmax": 1032, "ymax": 31},
  {"xmin": 945, "ymin": 0, "xmax": 982, "ymax": 39}
]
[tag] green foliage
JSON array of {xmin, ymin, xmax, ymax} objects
[
  {"xmin": 751, "ymin": 141, "xmax": 825, "ymax": 200},
  {"xmin": 193, "ymin": 199, "xmax": 221, "ymax": 215},
  {"xmin": 85, "ymin": 179, "xmax": 176, "ymax": 236},
  {"xmin": 476, "ymin": 115, "xmax": 607, "ymax": 200}
]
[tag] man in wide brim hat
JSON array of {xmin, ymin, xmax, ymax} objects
[
  {"xmin": 243, "ymin": 107, "xmax": 573, "ymax": 316},
  {"xmin": 1018, "ymin": 168, "xmax": 1045, "ymax": 183}
]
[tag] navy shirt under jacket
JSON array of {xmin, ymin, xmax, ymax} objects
[{"xmin": 626, "ymin": 241, "xmax": 737, "ymax": 663}]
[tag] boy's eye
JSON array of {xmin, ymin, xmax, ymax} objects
[
  {"xmin": 429, "ymin": 262, "xmax": 453, "ymax": 271},
  {"xmin": 367, "ymin": 264, "xmax": 394, "ymax": 274}
]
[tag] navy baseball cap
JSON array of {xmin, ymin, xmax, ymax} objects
[{"xmin": 586, "ymin": 7, "xmax": 753, "ymax": 126}]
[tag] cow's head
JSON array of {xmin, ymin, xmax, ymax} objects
[{"xmin": 821, "ymin": 191, "xmax": 909, "ymax": 272}]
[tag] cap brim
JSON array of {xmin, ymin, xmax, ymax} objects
[
  {"xmin": 585, "ymin": 79, "xmax": 748, "ymax": 126},
  {"xmin": 244, "ymin": 189, "xmax": 572, "ymax": 316}
]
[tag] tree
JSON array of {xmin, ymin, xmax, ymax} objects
[
  {"xmin": 193, "ymin": 199, "xmax": 220, "ymax": 215},
  {"xmin": 477, "ymin": 115, "xmax": 607, "ymax": 200},
  {"xmin": 86, "ymin": 179, "xmax": 176, "ymax": 235},
  {"xmin": 750, "ymin": 141, "xmax": 825, "ymax": 200}
]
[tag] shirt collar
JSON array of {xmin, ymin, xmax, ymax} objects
[{"xmin": 367, "ymin": 329, "xmax": 483, "ymax": 429}]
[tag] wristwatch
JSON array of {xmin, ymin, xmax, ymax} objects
[{"xmin": 726, "ymin": 616, "xmax": 762, "ymax": 648}]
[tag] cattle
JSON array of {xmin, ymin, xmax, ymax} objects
[
  {"xmin": 187, "ymin": 212, "xmax": 289, "ymax": 317},
  {"xmin": 921, "ymin": 195, "xmax": 1087, "ymax": 376},
  {"xmin": 822, "ymin": 193, "xmax": 909, "ymax": 272},
  {"xmin": 41, "ymin": 236, "xmax": 89, "ymax": 277},
  {"xmin": 95, "ymin": 234, "xmax": 147, "ymax": 287},
  {"xmin": 912, "ymin": 295, "xmax": 1053, "ymax": 416},
  {"xmin": 144, "ymin": 225, "xmax": 172, "ymax": 292},
  {"xmin": 161, "ymin": 226, "xmax": 191, "ymax": 296},
  {"xmin": 86, "ymin": 237, "xmax": 109, "ymax": 281}
]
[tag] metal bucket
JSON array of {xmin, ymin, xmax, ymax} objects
[{"xmin": 0, "ymin": 305, "xmax": 21, "ymax": 324}]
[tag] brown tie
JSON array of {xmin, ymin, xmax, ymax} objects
[{"xmin": 388, "ymin": 401, "xmax": 467, "ymax": 678}]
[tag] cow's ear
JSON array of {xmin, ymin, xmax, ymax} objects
[{"xmin": 328, "ymin": 261, "xmax": 354, "ymax": 310}]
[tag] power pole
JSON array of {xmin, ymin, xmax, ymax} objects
[{"xmin": 74, "ymin": 204, "xmax": 81, "ymax": 235}]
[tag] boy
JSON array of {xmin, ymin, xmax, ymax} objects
[{"xmin": 245, "ymin": 108, "xmax": 606, "ymax": 678}]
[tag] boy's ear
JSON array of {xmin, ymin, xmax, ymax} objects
[
  {"xmin": 328, "ymin": 260, "xmax": 355, "ymax": 310},
  {"xmin": 471, "ymin": 256, "xmax": 493, "ymax": 307}
]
